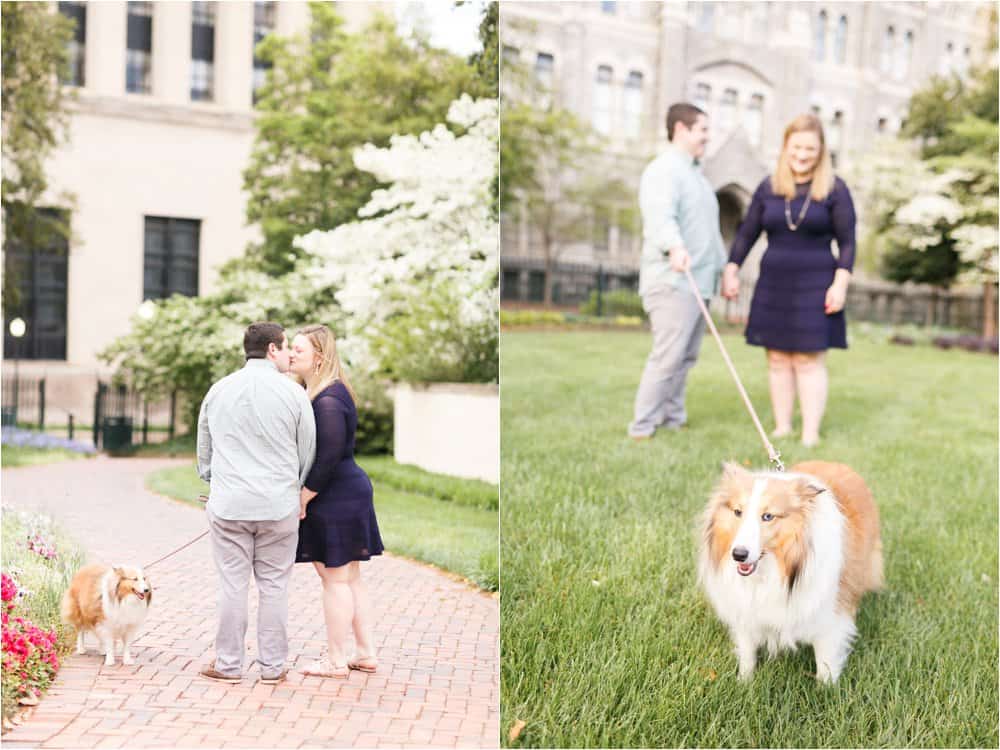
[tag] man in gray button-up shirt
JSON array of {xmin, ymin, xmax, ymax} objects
[
  {"xmin": 628, "ymin": 103, "xmax": 726, "ymax": 439},
  {"xmin": 196, "ymin": 322, "xmax": 316, "ymax": 684}
]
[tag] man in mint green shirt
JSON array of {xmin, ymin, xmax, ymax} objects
[{"xmin": 629, "ymin": 103, "xmax": 726, "ymax": 439}]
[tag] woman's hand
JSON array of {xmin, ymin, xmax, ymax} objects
[
  {"xmin": 299, "ymin": 487, "xmax": 317, "ymax": 519},
  {"xmin": 721, "ymin": 263, "xmax": 741, "ymax": 300},
  {"xmin": 825, "ymin": 269, "xmax": 851, "ymax": 315}
]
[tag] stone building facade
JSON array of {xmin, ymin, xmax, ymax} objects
[{"xmin": 499, "ymin": 0, "xmax": 992, "ymax": 303}]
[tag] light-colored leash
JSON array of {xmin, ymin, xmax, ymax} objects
[
  {"xmin": 683, "ymin": 267, "xmax": 785, "ymax": 472},
  {"xmin": 143, "ymin": 496, "xmax": 210, "ymax": 570}
]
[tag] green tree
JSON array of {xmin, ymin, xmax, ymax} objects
[
  {"xmin": 500, "ymin": 30, "xmax": 636, "ymax": 306},
  {"xmin": 241, "ymin": 3, "xmax": 481, "ymax": 275},
  {"xmin": 469, "ymin": 1, "xmax": 498, "ymax": 99},
  {"xmin": 1, "ymin": 2, "xmax": 75, "ymax": 314}
]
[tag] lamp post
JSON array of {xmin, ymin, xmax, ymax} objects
[{"xmin": 8, "ymin": 317, "xmax": 26, "ymax": 425}]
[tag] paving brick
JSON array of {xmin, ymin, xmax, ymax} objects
[{"xmin": 2, "ymin": 458, "xmax": 498, "ymax": 748}]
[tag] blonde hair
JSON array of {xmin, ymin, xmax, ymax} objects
[
  {"xmin": 771, "ymin": 113, "xmax": 836, "ymax": 201},
  {"xmin": 295, "ymin": 324, "xmax": 357, "ymax": 404}
]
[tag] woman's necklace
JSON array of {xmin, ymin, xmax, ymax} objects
[{"xmin": 784, "ymin": 185, "xmax": 812, "ymax": 231}]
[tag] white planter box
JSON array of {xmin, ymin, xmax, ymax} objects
[{"xmin": 392, "ymin": 382, "xmax": 499, "ymax": 484}]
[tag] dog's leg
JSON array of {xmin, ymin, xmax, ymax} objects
[
  {"xmin": 812, "ymin": 615, "xmax": 857, "ymax": 684},
  {"xmin": 75, "ymin": 629, "xmax": 87, "ymax": 655},
  {"xmin": 734, "ymin": 631, "xmax": 759, "ymax": 681},
  {"xmin": 765, "ymin": 632, "xmax": 781, "ymax": 659},
  {"xmin": 97, "ymin": 626, "xmax": 115, "ymax": 666},
  {"xmin": 121, "ymin": 632, "xmax": 135, "ymax": 666}
]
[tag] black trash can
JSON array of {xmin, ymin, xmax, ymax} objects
[
  {"xmin": 101, "ymin": 416, "xmax": 133, "ymax": 452},
  {"xmin": 0, "ymin": 406, "xmax": 16, "ymax": 427}
]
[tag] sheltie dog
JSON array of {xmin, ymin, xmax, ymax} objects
[
  {"xmin": 698, "ymin": 460, "xmax": 883, "ymax": 683},
  {"xmin": 61, "ymin": 564, "xmax": 153, "ymax": 666}
]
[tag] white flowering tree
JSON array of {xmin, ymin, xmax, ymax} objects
[{"xmin": 295, "ymin": 95, "xmax": 499, "ymax": 383}]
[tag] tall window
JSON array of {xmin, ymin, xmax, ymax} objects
[
  {"xmin": 58, "ymin": 2, "xmax": 86, "ymax": 87},
  {"xmin": 718, "ymin": 88, "xmax": 737, "ymax": 134},
  {"xmin": 2, "ymin": 210, "xmax": 69, "ymax": 361},
  {"xmin": 880, "ymin": 26, "xmax": 894, "ymax": 74},
  {"xmin": 962, "ymin": 45, "xmax": 972, "ymax": 74},
  {"xmin": 190, "ymin": 2, "xmax": 215, "ymax": 101},
  {"xmin": 693, "ymin": 82, "xmax": 711, "ymax": 114},
  {"xmin": 252, "ymin": 1, "xmax": 276, "ymax": 104},
  {"xmin": 501, "ymin": 45, "xmax": 520, "ymax": 64},
  {"xmin": 814, "ymin": 10, "xmax": 827, "ymax": 62},
  {"xmin": 624, "ymin": 71, "xmax": 643, "ymax": 141},
  {"xmin": 940, "ymin": 41, "xmax": 955, "ymax": 75},
  {"xmin": 143, "ymin": 218, "xmax": 200, "ymax": 300},
  {"xmin": 834, "ymin": 15, "xmax": 847, "ymax": 64},
  {"xmin": 698, "ymin": 2, "xmax": 715, "ymax": 33},
  {"xmin": 745, "ymin": 94, "xmax": 764, "ymax": 147},
  {"xmin": 535, "ymin": 52, "xmax": 554, "ymax": 109},
  {"xmin": 601, "ymin": 1, "xmax": 617, "ymax": 14},
  {"xmin": 126, "ymin": 1, "xmax": 153, "ymax": 94},
  {"xmin": 895, "ymin": 30, "xmax": 913, "ymax": 79},
  {"xmin": 592, "ymin": 65, "xmax": 613, "ymax": 135}
]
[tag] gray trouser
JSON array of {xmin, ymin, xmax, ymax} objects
[
  {"xmin": 206, "ymin": 507, "xmax": 299, "ymax": 677},
  {"xmin": 629, "ymin": 284, "xmax": 708, "ymax": 437}
]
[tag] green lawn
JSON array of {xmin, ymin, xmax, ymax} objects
[
  {"xmin": 147, "ymin": 458, "xmax": 498, "ymax": 591},
  {"xmin": 1, "ymin": 445, "xmax": 92, "ymax": 468},
  {"xmin": 500, "ymin": 330, "xmax": 998, "ymax": 748}
]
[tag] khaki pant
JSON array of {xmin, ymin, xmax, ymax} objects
[
  {"xmin": 629, "ymin": 284, "xmax": 708, "ymax": 437},
  {"xmin": 206, "ymin": 507, "xmax": 299, "ymax": 678}
]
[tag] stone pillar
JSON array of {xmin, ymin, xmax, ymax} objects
[
  {"xmin": 86, "ymin": 1, "xmax": 127, "ymax": 97},
  {"xmin": 654, "ymin": 1, "xmax": 688, "ymax": 148},
  {"xmin": 152, "ymin": 1, "xmax": 191, "ymax": 103},
  {"xmin": 276, "ymin": 1, "xmax": 310, "ymax": 37},
  {"xmin": 216, "ymin": 1, "xmax": 254, "ymax": 111}
]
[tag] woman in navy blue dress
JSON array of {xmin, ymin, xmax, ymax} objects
[
  {"xmin": 289, "ymin": 324, "xmax": 383, "ymax": 679},
  {"xmin": 721, "ymin": 114, "xmax": 856, "ymax": 446}
]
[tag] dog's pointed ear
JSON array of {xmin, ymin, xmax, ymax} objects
[
  {"xmin": 112, "ymin": 565, "xmax": 124, "ymax": 578},
  {"xmin": 795, "ymin": 477, "xmax": 826, "ymax": 502},
  {"xmin": 720, "ymin": 461, "xmax": 750, "ymax": 482}
]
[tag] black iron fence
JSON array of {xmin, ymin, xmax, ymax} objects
[
  {"xmin": 1, "ymin": 375, "xmax": 47, "ymax": 430},
  {"xmin": 502, "ymin": 256, "xmax": 991, "ymax": 333},
  {"xmin": 92, "ymin": 382, "xmax": 177, "ymax": 451},
  {"xmin": 501, "ymin": 258, "xmax": 638, "ymax": 306}
]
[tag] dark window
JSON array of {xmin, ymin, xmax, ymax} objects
[
  {"xmin": 528, "ymin": 271, "xmax": 545, "ymax": 302},
  {"xmin": 143, "ymin": 217, "xmax": 200, "ymax": 300},
  {"xmin": 58, "ymin": 2, "xmax": 86, "ymax": 87},
  {"xmin": 3, "ymin": 210, "xmax": 69, "ymax": 361},
  {"xmin": 501, "ymin": 270, "xmax": 521, "ymax": 301},
  {"xmin": 253, "ymin": 1, "xmax": 276, "ymax": 104},
  {"xmin": 601, "ymin": 1, "xmax": 617, "ymax": 13},
  {"xmin": 191, "ymin": 2, "xmax": 215, "ymax": 101},
  {"xmin": 126, "ymin": 1, "xmax": 153, "ymax": 94},
  {"xmin": 501, "ymin": 45, "xmax": 519, "ymax": 63}
]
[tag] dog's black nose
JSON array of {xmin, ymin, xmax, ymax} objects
[{"xmin": 732, "ymin": 547, "xmax": 749, "ymax": 562}]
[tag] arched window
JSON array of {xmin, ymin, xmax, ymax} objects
[
  {"xmin": 624, "ymin": 71, "xmax": 643, "ymax": 141},
  {"xmin": 719, "ymin": 88, "xmax": 738, "ymax": 134},
  {"xmin": 693, "ymin": 82, "xmax": 711, "ymax": 114},
  {"xmin": 535, "ymin": 52, "xmax": 554, "ymax": 108},
  {"xmin": 880, "ymin": 26, "xmax": 894, "ymax": 73},
  {"xmin": 895, "ymin": 30, "xmax": 913, "ymax": 78},
  {"xmin": 814, "ymin": 10, "xmax": 828, "ymax": 62},
  {"xmin": 834, "ymin": 15, "xmax": 847, "ymax": 64},
  {"xmin": 592, "ymin": 65, "xmax": 613, "ymax": 135},
  {"xmin": 745, "ymin": 94, "xmax": 764, "ymax": 147}
]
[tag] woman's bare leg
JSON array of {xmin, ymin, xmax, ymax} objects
[
  {"xmin": 766, "ymin": 349, "xmax": 796, "ymax": 436},
  {"xmin": 793, "ymin": 351, "xmax": 828, "ymax": 446},
  {"xmin": 312, "ymin": 561, "xmax": 353, "ymax": 667}
]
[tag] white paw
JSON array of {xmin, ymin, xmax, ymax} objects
[
  {"xmin": 75, "ymin": 647, "xmax": 87, "ymax": 655},
  {"xmin": 737, "ymin": 664, "xmax": 756, "ymax": 681},
  {"xmin": 104, "ymin": 656, "xmax": 115, "ymax": 666},
  {"xmin": 122, "ymin": 655, "xmax": 134, "ymax": 665}
]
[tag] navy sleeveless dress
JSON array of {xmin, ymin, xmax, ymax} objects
[
  {"xmin": 729, "ymin": 176, "xmax": 857, "ymax": 352},
  {"xmin": 295, "ymin": 381, "xmax": 384, "ymax": 568}
]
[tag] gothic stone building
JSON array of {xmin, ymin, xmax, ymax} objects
[{"xmin": 499, "ymin": 0, "xmax": 992, "ymax": 305}]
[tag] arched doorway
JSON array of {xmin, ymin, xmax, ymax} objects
[{"xmin": 716, "ymin": 184, "xmax": 750, "ymax": 248}]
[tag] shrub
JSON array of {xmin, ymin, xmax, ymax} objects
[
  {"xmin": 580, "ymin": 288, "xmax": 646, "ymax": 319},
  {"xmin": 355, "ymin": 378, "xmax": 394, "ymax": 456}
]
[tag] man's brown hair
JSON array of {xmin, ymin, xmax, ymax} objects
[
  {"xmin": 244, "ymin": 322, "xmax": 285, "ymax": 360},
  {"xmin": 665, "ymin": 103, "xmax": 706, "ymax": 141}
]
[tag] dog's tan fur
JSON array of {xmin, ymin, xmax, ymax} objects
[{"xmin": 61, "ymin": 564, "xmax": 152, "ymax": 665}]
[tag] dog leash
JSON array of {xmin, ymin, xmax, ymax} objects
[
  {"xmin": 683, "ymin": 267, "xmax": 785, "ymax": 472},
  {"xmin": 143, "ymin": 496, "xmax": 211, "ymax": 570}
]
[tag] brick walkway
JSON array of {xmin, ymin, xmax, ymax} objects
[{"xmin": 2, "ymin": 457, "xmax": 499, "ymax": 749}]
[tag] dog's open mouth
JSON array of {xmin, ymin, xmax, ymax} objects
[
  {"xmin": 736, "ymin": 561, "xmax": 757, "ymax": 577},
  {"xmin": 134, "ymin": 591, "xmax": 146, "ymax": 601}
]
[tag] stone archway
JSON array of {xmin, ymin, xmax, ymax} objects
[{"xmin": 716, "ymin": 183, "xmax": 751, "ymax": 248}]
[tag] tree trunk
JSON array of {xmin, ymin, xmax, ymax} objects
[
  {"xmin": 543, "ymin": 236, "xmax": 554, "ymax": 308},
  {"xmin": 983, "ymin": 279, "xmax": 997, "ymax": 340}
]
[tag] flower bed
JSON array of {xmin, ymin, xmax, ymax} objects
[{"xmin": 1, "ymin": 510, "xmax": 85, "ymax": 730}]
